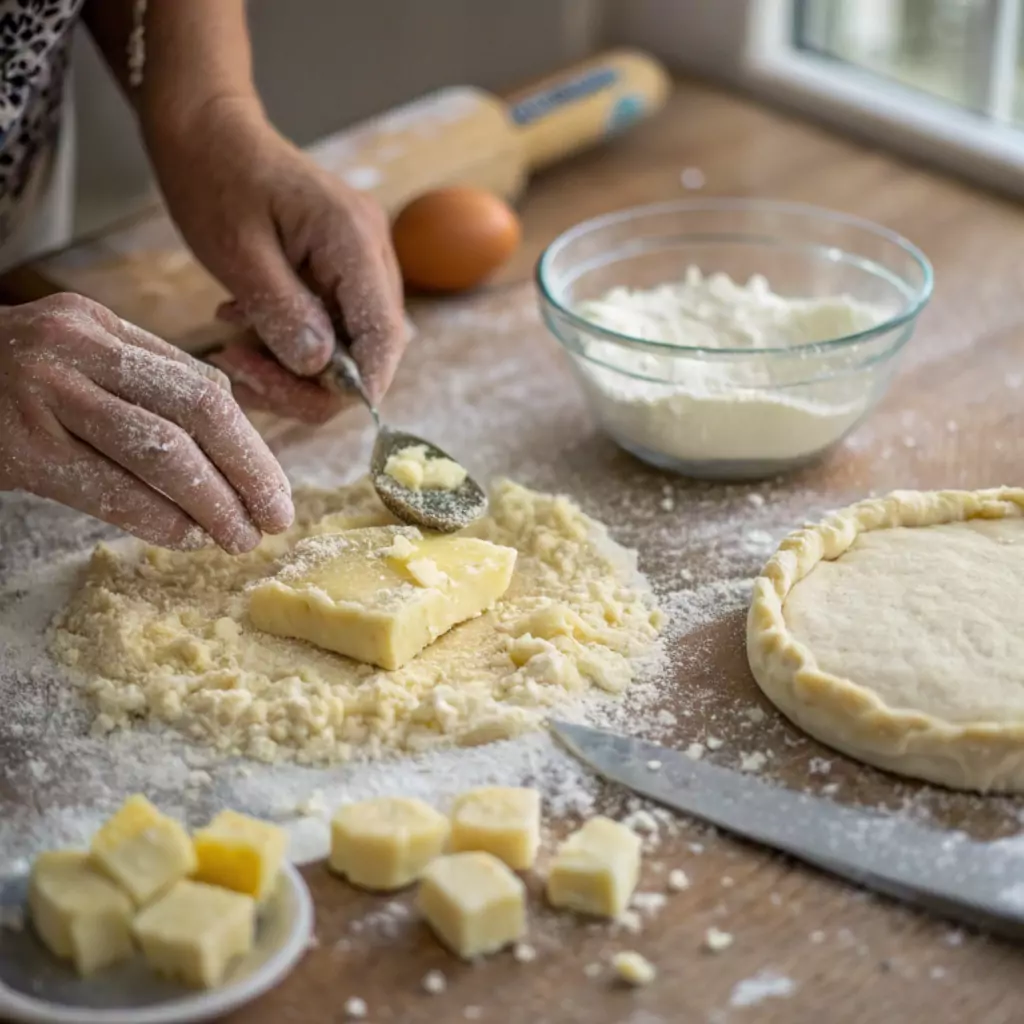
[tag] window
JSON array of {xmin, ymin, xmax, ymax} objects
[{"xmin": 744, "ymin": 0, "xmax": 1024, "ymax": 195}]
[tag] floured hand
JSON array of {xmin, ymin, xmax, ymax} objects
[
  {"xmin": 0, "ymin": 294, "xmax": 294, "ymax": 552},
  {"xmin": 147, "ymin": 98, "xmax": 407, "ymax": 423}
]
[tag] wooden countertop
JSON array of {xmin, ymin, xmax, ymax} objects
[{"xmin": 5, "ymin": 79, "xmax": 1024, "ymax": 1023}]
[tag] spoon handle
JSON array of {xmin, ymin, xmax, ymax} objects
[{"xmin": 320, "ymin": 344, "xmax": 380, "ymax": 429}]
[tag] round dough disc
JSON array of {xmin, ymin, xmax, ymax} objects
[{"xmin": 746, "ymin": 488, "xmax": 1024, "ymax": 792}]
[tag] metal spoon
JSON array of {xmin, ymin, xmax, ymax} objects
[
  {"xmin": 0, "ymin": 863, "xmax": 313, "ymax": 1024},
  {"xmin": 321, "ymin": 346, "xmax": 488, "ymax": 533}
]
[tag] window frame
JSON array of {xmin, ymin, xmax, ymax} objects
[{"xmin": 742, "ymin": 0, "xmax": 1024, "ymax": 198}]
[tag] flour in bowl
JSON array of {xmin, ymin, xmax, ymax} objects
[{"xmin": 573, "ymin": 267, "xmax": 890, "ymax": 469}]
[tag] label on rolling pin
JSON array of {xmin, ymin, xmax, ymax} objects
[{"xmin": 505, "ymin": 49, "xmax": 670, "ymax": 172}]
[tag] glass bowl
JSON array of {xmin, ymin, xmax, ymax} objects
[{"xmin": 535, "ymin": 199, "xmax": 933, "ymax": 480}]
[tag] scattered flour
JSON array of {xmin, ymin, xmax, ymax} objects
[
  {"xmin": 729, "ymin": 968, "xmax": 796, "ymax": 1007},
  {"xmin": 574, "ymin": 267, "xmax": 889, "ymax": 466}
]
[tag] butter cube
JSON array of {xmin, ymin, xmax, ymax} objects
[
  {"xmin": 133, "ymin": 880, "xmax": 255, "ymax": 989},
  {"xmin": 330, "ymin": 797, "xmax": 449, "ymax": 891},
  {"xmin": 249, "ymin": 527, "xmax": 516, "ymax": 670},
  {"xmin": 193, "ymin": 810, "xmax": 288, "ymax": 901},
  {"xmin": 90, "ymin": 794, "xmax": 197, "ymax": 906},
  {"xmin": 28, "ymin": 850, "xmax": 134, "ymax": 975},
  {"xmin": 417, "ymin": 852, "xmax": 526, "ymax": 959},
  {"xmin": 546, "ymin": 816, "xmax": 641, "ymax": 918},
  {"xmin": 450, "ymin": 787, "xmax": 541, "ymax": 870}
]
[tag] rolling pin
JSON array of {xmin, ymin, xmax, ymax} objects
[{"xmin": 311, "ymin": 48, "xmax": 671, "ymax": 212}]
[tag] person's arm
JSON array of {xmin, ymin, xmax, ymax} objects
[
  {"xmin": 83, "ymin": 0, "xmax": 256, "ymax": 128},
  {"xmin": 82, "ymin": 0, "xmax": 407, "ymax": 410}
]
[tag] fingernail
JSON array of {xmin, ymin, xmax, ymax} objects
[
  {"xmin": 262, "ymin": 490, "xmax": 295, "ymax": 534},
  {"xmin": 225, "ymin": 520, "xmax": 263, "ymax": 555},
  {"xmin": 298, "ymin": 326, "xmax": 333, "ymax": 375}
]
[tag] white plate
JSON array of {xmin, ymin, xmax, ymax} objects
[{"xmin": 0, "ymin": 863, "xmax": 314, "ymax": 1024}]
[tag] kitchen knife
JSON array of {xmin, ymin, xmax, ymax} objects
[{"xmin": 551, "ymin": 719, "xmax": 1024, "ymax": 941}]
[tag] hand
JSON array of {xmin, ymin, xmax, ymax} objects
[
  {"xmin": 146, "ymin": 98, "xmax": 407, "ymax": 422},
  {"xmin": 0, "ymin": 294, "xmax": 294, "ymax": 552}
]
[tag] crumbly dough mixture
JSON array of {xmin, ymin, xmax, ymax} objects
[{"xmin": 51, "ymin": 479, "xmax": 662, "ymax": 765}]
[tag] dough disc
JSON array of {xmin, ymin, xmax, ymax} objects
[{"xmin": 747, "ymin": 488, "xmax": 1024, "ymax": 792}]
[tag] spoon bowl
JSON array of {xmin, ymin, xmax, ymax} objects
[{"xmin": 371, "ymin": 426, "xmax": 489, "ymax": 533}]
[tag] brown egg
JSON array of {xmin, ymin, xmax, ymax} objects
[{"xmin": 392, "ymin": 187, "xmax": 521, "ymax": 294}]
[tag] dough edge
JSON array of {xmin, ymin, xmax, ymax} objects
[{"xmin": 746, "ymin": 487, "xmax": 1024, "ymax": 793}]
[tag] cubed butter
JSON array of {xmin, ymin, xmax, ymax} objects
[
  {"xmin": 330, "ymin": 797, "xmax": 449, "ymax": 891},
  {"xmin": 28, "ymin": 850, "xmax": 134, "ymax": 976},
  {"xmin": 417, "ymin": 852, "xmax": 526, "ymax": 959},
  {"xmin": 193, "ymin": 809, "xmax": 288, "ymax": 901},
  {"xmin": 546, "ymin": 816, "xmax": 641, "ymax": 918},
  {"xmin": 90, "ymin": 794, "xmax": 196, "ymax": 906},
  {"xmin": 132, "ymin": 880, "xmax": 255, "ymax": 989},
  {"xmin": 450, "ymin": 787, "xmax": 541, "ymax": 870},
  {"xmin": 248, "ymin": 527, "xmax": 516, "ymax": 670}
]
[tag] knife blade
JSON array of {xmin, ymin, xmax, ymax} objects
[{"xmin": 551, "ymin": 719, "xmax": 1024, "ymax": 941}]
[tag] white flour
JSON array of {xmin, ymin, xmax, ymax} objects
[{"xmin": 575, "ymin": 267, "xmax": 888, "ymax": 466}]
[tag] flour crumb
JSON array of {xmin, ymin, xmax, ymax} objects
[
  {"xmin": 464, "ymin": 1007, "xmax": 483, "ymax": 1020},
  {"xmin": 632, "ymin": 892, "xmax": 667, "ymax": 916},
  {"xmin": 513, "ymin": 941, "xmax": 537, "ymax": 963},
  {"xmin": 646, "ymin": 759, "xmax": 662, "ymax": 771},
  {"xmin": 809, "ymin": 930, "xmax": 826, "ymax": 944},
  {"xmin": 746, "ymin": 493, "xmax": 766, "ymax": 508},
  {"xmin": 295, "ymin": 789, "xmax": 328, "ymax": 817},
  {"xmin": 344, "ymin": 996, "xmax": 368, "ymax": 1019},
  {"xmin": 729, "ymin": 968, "xmax": 795, "ymax": 1007},
  {"xmin": 685, "ymin": 742, "xmax": 705, "ymax": 760},
  {"xmin": 739, "ymin": 751, "xmax": 767, "ymax": 773},
  {"xmin": 704, "ymin": 927, "xmax": 733, "ymax": 952},
  {"xmin": 743, "ymin": 706, "xmax": 766, "ymax": 724},
  {"xmin": 584, "ymin": 961, "xmax": 603, "ymax": 978},
  {"xmin": 667, "ymin": 869, "xmax": 690, "ymax": 892},
  {"xmin": 706, "ymin": 737, "xmax": 724, "ymax": 751},
  {"xmin": 680, "ymin": 167, "xmax": 706, "ymax": 189},
  {"xmin": 808, "ymin": 758, "xmax": 832, "ymax": 775},
  {"xmin": 930, "ymin": 966, "xmax": 947, "ymax": 980},
  {"xmin": 422, "ymin": 969, "xmax": 447, "ymax": 995},
  {"xmin": 612, "ymin": 950, "xmax": 657, "ymax": 986},
  {"xmin": 616, "ymin": 909, "xmax": 643, "ymax": 935}
]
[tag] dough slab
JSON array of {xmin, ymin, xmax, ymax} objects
[{"xmin": 747, "ymin": 488, "xmax": 1024, "ymax": 792}]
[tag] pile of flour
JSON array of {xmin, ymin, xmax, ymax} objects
[{"xmin": 575, "ymin": 267, "xmax": 888, "ymax": 464}]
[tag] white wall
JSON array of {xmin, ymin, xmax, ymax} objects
[{"xmin": 71, "ymin": 0, "xmax": 606, "ymax": 236}]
